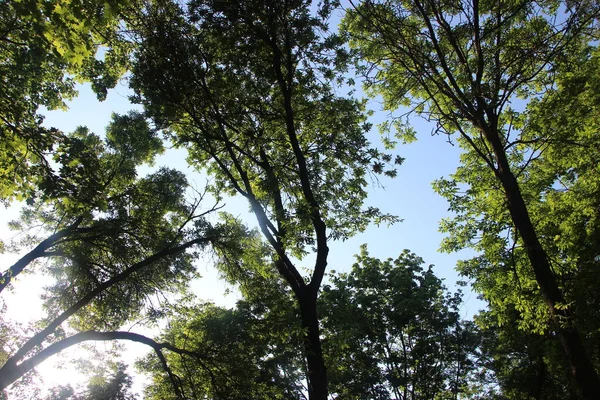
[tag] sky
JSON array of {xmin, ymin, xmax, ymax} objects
[{"xmin": 0, "ymin": 13, "xmax": 485, "ymax": 397}]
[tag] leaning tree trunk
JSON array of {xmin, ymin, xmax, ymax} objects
[{"xmin": 482, "ymin": 120, "xmax": 600, "ymax": 399}]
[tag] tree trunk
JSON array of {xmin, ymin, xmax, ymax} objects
[
  {"xmin": 483, "ymin": 124, "xmax": 600, "ymax": 399},
  {"xmin": 299, "ymin": 287, "xmax": 328, "ymax": 400}
]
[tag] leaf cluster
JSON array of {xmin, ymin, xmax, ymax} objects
[
  {"xmin": 139, "ymin": 297, "xmax": 305, "ymax": 400},
  {"xmin": 5, "ymin": 111, "xmax": 217, "ymax": 331},
  {"xmin": 0, "ymin": 0, "xmax": 129, "ymax": 204}
]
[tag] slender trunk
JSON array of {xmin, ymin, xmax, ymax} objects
[
  {"xmin": 299, "ymin": 287, "xmax": 328, "ymax": 400},
  {"xmin": 399, "ymin": 332, "xmax": 409, "ymax": 400},
  {"xmin": 383, "ymin": 337, "xmax": 402, "ymax": 400},
  {"xmin": 454, "ymin": 337, "xmax": 461, "ymax": 400},
  {"xmin": 483, "ymin": 123, "xmax": 600, "ymax": 399}
]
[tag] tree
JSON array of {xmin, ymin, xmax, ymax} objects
[
  {"xmin": 135, "ymin": 224, "xmax": 306, "ymax": 399},
  {"xmin": 320, "ymin": 246, "xmax": 482, "ymax": 400},
  {"xmin": 45, "ymin": 362, "xmax": 138, "ymax": 400},
  {"xmin": 0, "ymin": 114, "xmax": 228, "ymax": 393},
  {"xmin": 126, "ymin": 1, "xmax": 399, "ymax": 398},
  {"xmin": 45, "ymin": 385, "xmax": 76, "ymax": 400},
  {"xmin": 342, "ymin": 0, "xmax": 600, "ymax": 397},
  {"xmin": 477, "ymin": 310, "xmax": 579, "ymax": 399},
  {"xmin": 138, "ymin": 277, "xmax": 306, "ymax": 399},
  {"xmin": 1, "ymin": 7, "xmax": 226, "ymax": 394},
  {"xmin": 445, "ymin": 47, "xmax": 600, "ymax": 399},
  {"xmin": 1, "ymin": 111, "xmax": 164, "ymax": 291},
  {"xmin": 81, "ymin": 362, "xmax": 138, "ymax": 400}
]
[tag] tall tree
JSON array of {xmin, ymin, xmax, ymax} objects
[
  {"xmin": 1, "ymin": 111, "xmax": 164, "ymax": 291},
  {"xmin": 439, "ymin": 47, "xmax": 600, "ymax": 399},
  {"xmin": 342, "ymin": 0, "xmax": 600, "ymax": 397},
  {"xmin": 81, "ymin": 361, "xmax": 138, "ymax": 400},
  {"xmin": 127, "ymin": 1, "xmax": 399, "ymax": 398},
  {"xmin": 477, "ymin": 310, "xmax": 579, "ymax": 399},
  {"xmin": 137, "ymin": 224, "xmax": 305, "ymax": 400},
  {"xmin": 44, "ymin": 362, "xmax": 138, "ymax": 400}
]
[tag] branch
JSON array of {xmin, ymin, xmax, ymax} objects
[
  {"xmin": 413, "ymin": 0, "xmax": 474, "ymax": 114},
  {"xmin": 0, "ymin": 330, "xmax": 214, "ymax": 398},
  {"xmin": 0, "ymin": 236, "xmax": 212, "ymax": 385},
  {"xmin": 268, "ymin": 30, "xmax": 329, "ymax": 296},
  {"xmin": 0, "ymin": 217, "xmax": 84, "ymax": 293}
]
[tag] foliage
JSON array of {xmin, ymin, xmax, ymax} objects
[
  {"xmin": 138, "ymin": 224, "xmax": 305, "ymax": 399},
  {"xmin": 129, "ymin": 0, "xmax": 399, "ymax": 253},
  {"xmin": 44, "ymin": 362, "xmax": 138, "ymax": 400},
  {"xmin": 5, "ymin": 111, "xmax": 204, "ymax": 328},
  {"xmin": 320, "ymin": 246, "xmax": 482, "ymax": 400},
  {"xmin": 6, "ymin": 0, "xmax": 599, "ymax": 398},
  {"xmin": 437, "ymin": 48, "xmax": 600, "ymax": 398},
  {"xmin": 82, "ymin": 362, "xmax": 138, "ymax": 400},
  {"xmin": 0, "ymin": 111, "xmax": 231, "ymax": 392},
  {"xmin": 0, "ymin": 0, "xmax": 129, "ymax": 204},
  {"xmin": 139, "ymin": 299, "xmax": 305, "ymax": 400},
  {"xmin": 434, "ymin": 46, "xmax": 600, "ymax": 331},
  {"xmin": 343, "ymin": 0, "xmax": 598, "ymax": 136},
  {"xmin": 476, "ymin": 310, "xmax": 578, "ymax": 400}
]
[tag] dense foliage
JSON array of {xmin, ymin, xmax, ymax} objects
[
  {"xmin": 321, "ymin": 247, "xmax": 482, "ymax": 399},
  {"xmin": 0, "ymin": 0, "xmax": 598, "ymax": 399},
  {"xmin": 433, "ymin": 48, "xmax": 600, "ymax": 398}
]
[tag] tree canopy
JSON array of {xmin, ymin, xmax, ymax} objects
[
  {"xmin": 0, "ymin": 0, "xmax": 599, "ymax": 399},
  {"xmin": 320, "ymin": 246, "xmax": 482, "ymax": 399}
]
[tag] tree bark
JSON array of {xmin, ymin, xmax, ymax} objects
[
  {"xmin": 483, "ymin": 123, "xmax": 600, "ymax": 399},
  {"xmin": 299, "ymin": 287, "xmax": 328, "ymax": 400}
]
